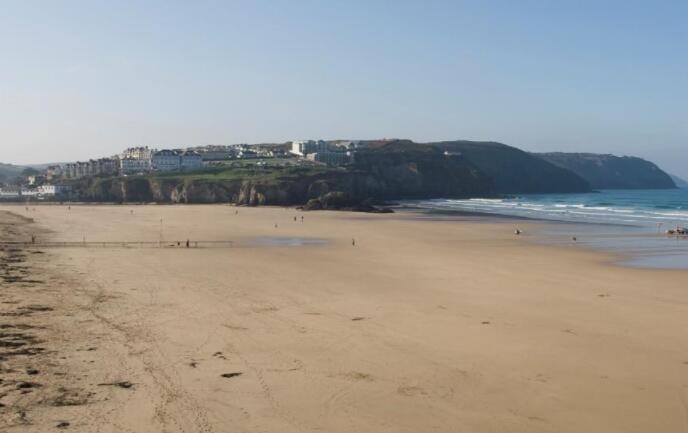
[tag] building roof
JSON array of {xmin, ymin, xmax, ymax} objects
[{"xmin": 153, "ymin": 149, "xmax": 180, "ymax": 156}]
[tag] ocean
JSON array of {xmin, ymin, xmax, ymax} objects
[{"xmin": 402, "ymin": 189, "xmax": 688, "ymax": 270}]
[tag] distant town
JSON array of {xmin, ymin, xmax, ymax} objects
[{"xmin": 0, "ymin": 140, "xmax": 362, "ymax": 200}]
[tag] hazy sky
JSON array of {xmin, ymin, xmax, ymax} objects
[{"xmin": 1, "ymin": 1, "xmax": 686, "ymax": 177}]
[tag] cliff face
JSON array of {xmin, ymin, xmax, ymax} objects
[{"xmin": 537, "ymin": 153, "xmax": 676, "ymax": 190}]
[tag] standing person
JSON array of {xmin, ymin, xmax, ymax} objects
[
  {"xmin": 186, "ymin": 239, "xmax": 190, "ymax": 248},
  {"xmin": 352, "ymin": 238, "xmax": 356, "ymax": 246}
]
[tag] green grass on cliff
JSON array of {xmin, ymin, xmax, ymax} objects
[{"xmin": 147, "ymin": 160, "xmax": 343, "ymax": 183}]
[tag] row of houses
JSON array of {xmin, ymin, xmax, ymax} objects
[
  {"xmin": 61, "ymin": 149, "xmax": 203, "ymax": 179},
  {"xmin": 63, "ymin": 158, "xmax": 119, "ymax": 179},
  {"xmin": 191, "ymin": 144, "xmax": 288, "ymax": 161},
  {"xmin": 117, "ymin": 148, "xmax": 203, "ymax": 174},
  {"xmin": 151, "ymin": 150, "xmax": 203, "ymax": 172},
  {"xmin": 0, "ymin": 185, "xmax": 71, "ymax": 198}
]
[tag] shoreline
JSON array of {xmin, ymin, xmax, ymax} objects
[
  {"xmin": 395, "ymin": 205, "xmax": 688, "ymax": 270},
  {"xmin": 4, "ymin": 200, "xmax": 687, "ymax": 270},
  {"xmin": 1, "ymin": 205, "xmax": 687, "ymax": 432}
]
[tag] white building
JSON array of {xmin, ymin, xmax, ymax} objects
[
  {"xmin": 20, "ymin": 189, "xmax": 39, "ymax": 197},
  {"xmin": 122, "ymin": 146, "xmax": 154, "ymax": 160},
  {"xmin": 36, "ymin": 185, "xmax": 70, "ymax": 196},
  {"xmin": 120, "ymin": 158, "xmax": 151, "ymax": 174},
  {"xmin": 290, "ymin": 140, "xmax": 327, "ymax": 156},
  {"xmin": 180, "ymin": 151, "xmax": 203, "ymax": 171},
  {"xmin": 306, "ymin": 150, "xmax": 353, "ymax": 166},
  {"xmin": 0, "ymin": 188, "xmax": 20, "ymax": 198},
  {"xmin": 152, "ymin": 150, "xmax": 181, "ymax": 171}
]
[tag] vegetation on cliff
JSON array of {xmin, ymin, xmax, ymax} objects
[{"xmin": 537, "ymin": 153, "xmax": 676, "ymax": 190}]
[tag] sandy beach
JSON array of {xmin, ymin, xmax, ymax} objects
[{"xmin": 1, "ymin": 204, "xmax": 687, "ymax": 433}]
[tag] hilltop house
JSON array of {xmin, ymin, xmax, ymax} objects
[
  {"xmin": 152, "ymin": 150, "xmax": 181, "ymax": 171},
  {"xmin": 122, "ymin": 146, "xmax": 154, "ymax": 160},
  {"xmin": 120, "ymin": 157, "xmax": 151, "ymax": 174},
  {"xmin": 180, "ymin": 151, "xmax": 203, "ymax": 171},
  {"xmin": 290, "ymin": 140, "xmax": 327, "ymax": 156},
  {"xmin": 152, "ymin": 149, "xmax": 205, "ymax": 172},
  {"xmin": 63, "ymin": 158, "xmax": 118, "ymax": 179}
]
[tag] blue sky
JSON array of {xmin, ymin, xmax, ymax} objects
[{"xmin": 1, "ymin": 1, "xmax": 686, "ymax": 177}]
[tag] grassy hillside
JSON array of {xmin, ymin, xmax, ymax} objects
[
  {"xmin": 151, "ymin": 161, "xmax": 338, "ymax": 183},
  {"xmin": 426, "ymin": 141, "xmax": 591, "ymax": 193},
  {"xmin": 0, "ymin": 163, "xmax": 26, "ymax": 184}
]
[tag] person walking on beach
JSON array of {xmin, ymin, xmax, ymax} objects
[
  {"xmin": 352, "ymin": 238, "xmax": 356, "ymax": 246},
  {"xmin": 186, "ymin": 239, "xmax": 190, "ymax": 248}
]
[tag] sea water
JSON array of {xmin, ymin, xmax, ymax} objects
[{"xmin": 403, "ymin": 189, "xmax": 688, "ymax": 269}]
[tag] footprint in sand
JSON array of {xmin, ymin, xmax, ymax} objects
[
  {"xmin": 397, "ymin": 385, "xmax": 427, "ymax": 397},
  {"xmin": 330, "ymin": 371, "xmax": 374, "ymax": 382}
]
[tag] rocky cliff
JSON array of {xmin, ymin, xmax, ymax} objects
[
  {"xmin": 537, "ymin": 153, "xmax": 676, "ymax": 189},
  {"xmin": 69, "ymin": 145, "xmax": 492, "ymax": 206}
]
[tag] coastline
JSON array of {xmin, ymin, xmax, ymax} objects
[
  {"xmin": 1, "ymin": 205, "xmax": 687, "ymax": 432},
  {"xmin": 397, "ymin": 202, "xmax": 688, "ymax": 270}
]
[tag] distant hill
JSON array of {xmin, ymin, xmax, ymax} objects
[
  {"xmin": 671, "ymin": 174, "xmax": 688, "ymax": 188},
  {"xmin": 0, "ymin": 163, "xmax": 26, "ymax": 184},
  {"xmin": 537, "ymin": 153, "xmax": 676, "ymax": 190},
  {"xmin": 423, "ymin": 141, "xmax": 590, "ymax": 194}
]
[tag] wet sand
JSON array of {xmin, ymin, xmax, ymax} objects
[{"xmin": 1, "ymin": 204, "xmax": 687, "ymax": 432}]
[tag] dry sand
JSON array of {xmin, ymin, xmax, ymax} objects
[{"xmin": 0, "ymin": 204, "xmax": 687, "ymax": 433}]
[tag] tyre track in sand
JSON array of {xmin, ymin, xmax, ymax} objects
[{"xmin": 81, "ymin": 256, "xmax": 216, "ymax": 433}]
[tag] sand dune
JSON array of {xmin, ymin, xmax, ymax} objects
[{"xmin": 1, "ymin": 204, "xmax": 687, "ymax": 432}]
